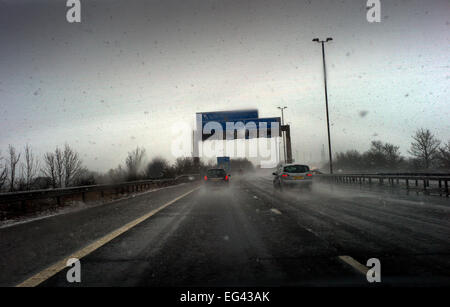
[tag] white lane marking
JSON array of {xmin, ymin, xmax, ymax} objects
[
  {"xmin": 16, "ymin": 186, "xmax": 200, "ymax": 287},
  {"xmin": 270, "ymin": 208, "xmax": 282, "ymax": 215},
  {"xmin": 338, "ymin": 255, "xmax": 369, "ymax": 275}
]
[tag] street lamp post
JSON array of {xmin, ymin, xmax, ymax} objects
[
  {"xmin": 277, "ymin": 106, "xmax": 287, "ymax": 163},
  {"xmin": 313, "ymin": 37, "xmax": 333, "ymax": 174}
]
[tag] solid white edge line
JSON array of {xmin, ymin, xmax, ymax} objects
[
  {"xmin": 16, "ymin": 186, "xmax": 200, "ymax": 287},
  {"xmin": 338, "ymin": 255, "xmax": 369, "ymax": 275}
]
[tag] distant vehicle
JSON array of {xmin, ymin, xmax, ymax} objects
[
  {"xmin": 204, "ymin": 168, "xmax": 230, "ymax": 187},
  {"xmin": 217, "ymin": 156, "xmax": 231, "ymax": 173},
  {"xmin": 311, "ymin": 169, "xmax": 323, "ymax": 175},
  {"xmin": 272, "ymin": 164, "xmax": 313, "ymax": 191}
]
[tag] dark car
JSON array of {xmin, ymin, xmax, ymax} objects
[{"xmin": 204, "ymin": 168, "xmax": 230, "ymax": 186}]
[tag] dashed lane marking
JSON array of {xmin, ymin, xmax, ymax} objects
[{"xmin": 270, "ymin": 208, "xmax": 282, "ymax": 215}]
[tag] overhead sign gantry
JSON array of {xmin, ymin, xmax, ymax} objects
[
  {"xmin": 192, "ymin": 109, "xmax": 292, "ymax": 165},
  {"xmin": 197, "ymin": 109, "xmax": 281, "ymax": 141}
]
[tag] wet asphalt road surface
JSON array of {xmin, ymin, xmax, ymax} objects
[{"xmin": 1, "ymin": 173, "xmax": 449, "ymax": 287}]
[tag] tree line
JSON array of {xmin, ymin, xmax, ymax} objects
[
  {"xmin": 0, "ymin": 144, "xmax": 94, "ymax": 192},
  {"xmin": 323, "ymin": 128, "xmax": 450, "ymax": 173},
  {"xmin": 100, "ymin": 147, "xmax": 254, "ymax": 183},
  {"xmin": 0, "ymin": 144, "xmax": 255, "ymax": 193}
]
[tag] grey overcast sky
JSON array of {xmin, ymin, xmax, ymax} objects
[{"xmin": 0, "ymin": 0, "xmax": 449, "ymax": 171}]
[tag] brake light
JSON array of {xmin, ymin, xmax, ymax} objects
[
  {"xmin": 307, "ymin": 173, "xmax": 312, "ymax": 177},
  {"xmin": 281, "ymin": 174, "xmax": 288, "ymax": 177},
  {"xmin": 204, "ymin": 176, "xmax": 208, "ymax": 180}
]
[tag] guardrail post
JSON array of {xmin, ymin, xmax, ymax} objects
[{"xmin": 445, "ymin": 180, "xmax": 449, "ymax": 197}]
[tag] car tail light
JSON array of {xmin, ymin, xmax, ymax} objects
[
  {"xmin": 307, "ymin": 173, "xmax": 312, "ymax": 177},
  {"xmin": 204, "ymin": 176, "xmax": 208, "ymax": 180},
  {"xmin": 281, "ymin": 173, "xmax": 288, "ymax": 177}
]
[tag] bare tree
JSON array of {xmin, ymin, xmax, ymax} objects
[
  {"xmin": 20, "ymin": 144, "xmax": 40, "ymax": 190},
  {"xmin": 72, "ymin": 167, "xmax": 96, "ymax": 186},
  {"xmin": 174, "ymin": 157, "xmax": 197, "ymax": 175},
  {"xmin": 63, "ymin": 144, "xmax": 83, "ymax": 187},
  {"xmin": 55, "ymin": 147, "xmax": 64, "ymax": 187},
  {"xmin": 7, "ymin": 145, "xmax": 21, "ymax": 192},
  {"xmin": 365, "ymin": 141, "xmax": 387, "ymax": 169},
  {"xmin": 382, "ymin": 143, "xmax": 403, "ymax": 168},
  {"xmin": 42, "ymin": 145, "xmax": 84, "ymax": 188},
  {"xmin": 437, "ymin": 140, "xmax": 450, "ymax": 169},
  {"xmin": 106, "ymin": 165, "xmax": 127, "ymax": 183},
  {"xmin": 0, "ymin": 151, "xmax": 7, "ymax": 191},
  {"xmin": 146, "ymin": 157, "xmax": 170, "ymax": 179},
  {"xmin": 409, "ymin": 128, "xmax": 441, "ymax": 169},
  {"xmin": 42, "ymin": 152, "xmax": 57, "ymax": 188},
  {"xmin": 125, "ymin": 147, "xmax": 146, "ymax": 181}
]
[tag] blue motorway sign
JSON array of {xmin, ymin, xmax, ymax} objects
[
  {"xmin": 200, "ymin": 116, "xmax": 281, "ymax": 140},
  {"xmin": 198, "ymin": 110, "xmax": 258, "ymax": 126},
  {"xmin": 217, "ymin": 156, "xmax": 231, "ymax": 172}
]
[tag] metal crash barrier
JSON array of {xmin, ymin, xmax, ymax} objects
[{"xmin": 316, "ymin": 173, "xmax": 450, "ymax": 198}]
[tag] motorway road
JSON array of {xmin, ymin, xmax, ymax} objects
[{"xmin": 1, "ymin": 172, "xmax": 449, "ymax": 287}]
